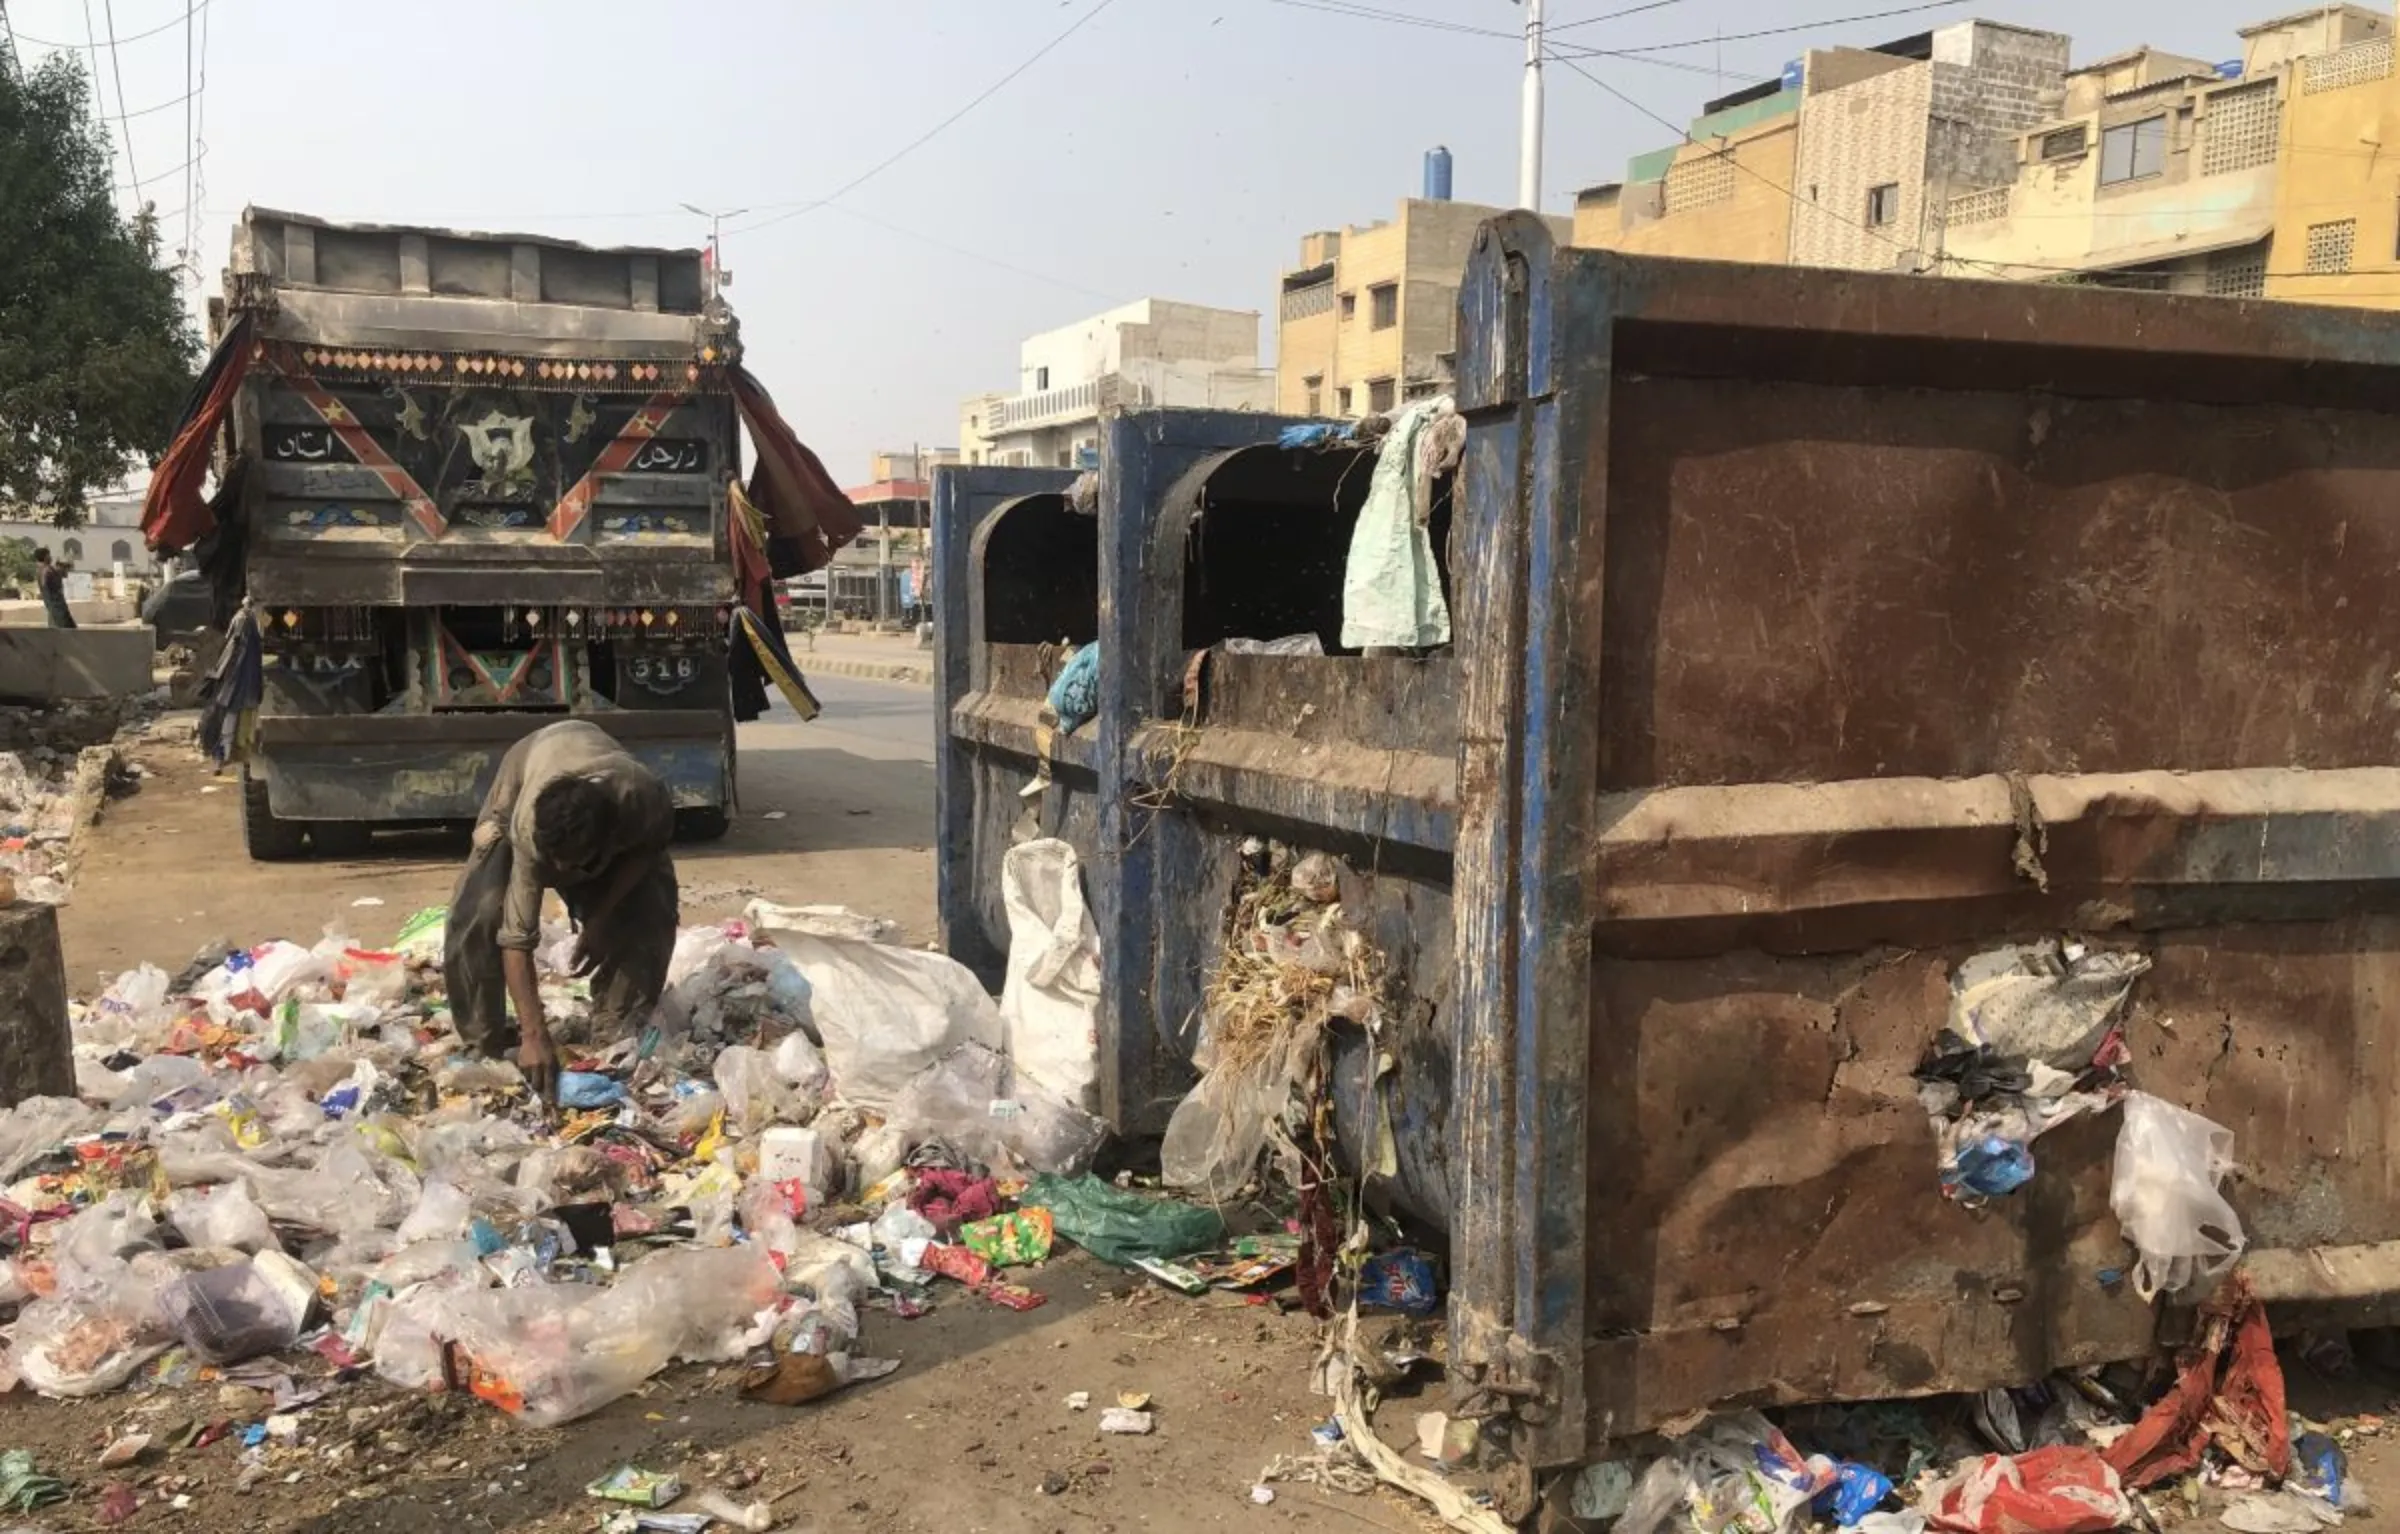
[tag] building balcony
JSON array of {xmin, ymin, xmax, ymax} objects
[{"xmin": 990, "ymin": 380, "xmax": 1102, "ymax": 432}]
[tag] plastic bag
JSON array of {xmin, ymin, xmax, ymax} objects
[
  {"xmin": 252, "ymin": 1137, "xmax": 421, "ymax": 1235},
  {"xmin": 886, "ymin": 1043, "xmax": 1107, "ymax": 1176},
  {"xmin": 12, "ymin": 1277, "xmax": 168, "ymax": 1398},
  {"xmin": 1025, "ymin": 1174, "xmax": 1224, "ymax": 1267},
  {"xmin": 745, "ymin": 901, "xmax": 1001, "ymax": 1109},
  {"xmin": 997, "ymin": 839, "xmax": 1103, "ymax": 1112},
  {"xmin": 714, "ymin": 1045, "xmax": 814, "ymax": 1134},
  {"xmin": 337, "ymin": 949, "xmax": 409, "ymax": 1009},
  {"xmin": 1160, "ymin": 1019, "xmax": 1316, "ymax": 1196},
  {"xmin": 165, "ymin": 1181, "xmax": 279, "ymax": 1255},
  {"xmin": 50, "ymin": 1193, "xmax": 163, "ymax": 1293},
  {"xmin": 0, "ymin": 1095, "xmax": 101, "ymax": 1180},
  {"xmin": 79, "ymin": 963, "xmax": 173, "ymax": 1051},
  {"xmin": 396, "ymin": 1179, "xmax": 475, "ymax": 1245},
  {"xmin": 111, "ymin": 1053, "xmax": 209, "ymax": 1111},
  {"xmin": 1923, "ymin": 1448, "xmax": 2132, "ymax": 1534},
  {"xmin": 247, "ymin": 940, "xmax": 332, "ymax": 1003},
  {"xmin": 392, "ymin": 906, "xmax": 448, "ymax": 964},
  {"xmin": 761, "ymin": 949, "xmax": 815, "ymax": 1028},
  {"xmin": 2110, "ymin": 1092, "xmax": 2245, "ymax": 1299},
  {"xmin": 772, "ymin": 1030, "xmax": 830, "ymax": 1097},
  {"xmin": 1949, "ymin": 941, "xmax": 2150, "ymax": 1072},
  {"xmin": 155, "ymin": 1250, "xmax": 319, "ymax": 1364}
]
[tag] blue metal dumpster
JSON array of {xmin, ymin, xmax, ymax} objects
[
  {"xmin": 933, "ymin": 465, "xmax": 1080, "ymax": 988},
  {"xmin": 1447, "ymin": 213, "xmax": 2400, "ymax": 1501}
]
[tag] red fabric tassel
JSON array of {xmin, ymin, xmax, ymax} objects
[
  {"xmin": 142, "ymin": 315, "xmax": 256, "ymax": 553},
  {"xmin": 730, "ymin": 367, "xmax": 861, "ymax": 575},
  {"xmin": 2102, "ymin": 1272, "xmax": 2290, "ymax": 1489}
]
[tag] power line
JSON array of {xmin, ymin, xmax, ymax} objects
[
  {"xmin": 180, "ymin": 0, "xmax": 194, "ymax": 278},
  {"xmin": 91, "ymin": 83, "xmax": 192, "ymax": 121},
  {"xmin": 1551, "ymin": 0, "xmax": 1972, "ymax": 61},
  {"xmin": 1262, "ymin": 0, "xmax": 1743, "ymax": 77},
  {"xmin": 99, "ymin": 0, "xmax": 139, "ymax": 191},
  {"xmin": 14, "ymin": 0, "xmax": 206, "ymax": 48},
  {"xmin": 732, "ymin": 0, "xmax": 1121, "ymax": 237},
  {"xmin": 1550, "ymin": 0, "xmax": 1694, "ymax": 36}
]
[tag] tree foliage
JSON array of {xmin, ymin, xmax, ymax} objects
[{"xmin": 0, "ymin": 56, "xmax": 197, "ymax": 525}]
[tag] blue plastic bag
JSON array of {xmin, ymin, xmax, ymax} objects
[
  {"xmin": 557, "ymin": 1072, "xmax": 626, "ymax": 1110},
  {"xmin": 1358, "ymin": 1250, "xmax": 1441, "ymax": 1316},
  {"xmin": 1046, "ymin": 644, "xmax": 1100, "ymax": 734},
  {"xmin": 1948, "ymin": 1136, "xmax": 2035, "ymax": 1198},
  {"xmin": 1812, "ymin": 1461, "xmax": 1893, "ymax": 1526}
]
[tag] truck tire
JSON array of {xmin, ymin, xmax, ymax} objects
[
  {"xmin": 310, "ymin": 821, "xmax": 373, "ymax": 858},
  {"xmin": 675, "ymin": 806, "xmax": 731, "ymax": 843},
  {"xmin": 240, "ymin": 768, "xmax": 308, "ymax": 862}
]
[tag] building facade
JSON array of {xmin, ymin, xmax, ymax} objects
[
  {"xmin": 1276, "ymin": 197, "xmax": 1572, "ymax": 419},
  {"xmin": 960, "ymin": 300, "xmax": 1271, "ymax": 469},
  {"xmin": 1575, "ymin": 21, "xmax": 2069, "ymax": 272},
  {"xmin": 2261, "ymin": 11, "xmax": 2400, "ymax": 305},
  {"xmin": 0, "ymin": 490, "xmax": 155, "ymax": 580}
]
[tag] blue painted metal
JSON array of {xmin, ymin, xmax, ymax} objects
[{"xmin": 933, "ymin": 465, "xmax": 1078, "ymax": 987}]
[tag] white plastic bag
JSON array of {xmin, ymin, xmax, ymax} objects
[
  {"xmin": 714, "ymin": 1045, "xmax": 816, "ymax": 1134},
  {"xmin": 746, "ymin": 901, "xmax": 1002, "ymax": 1109},
  {"xmin": 0, "ymin": 1095, "xmax": 102, "ymax": 1180},
  {"xmin": 997, "ymin": 839, "xmax": 1103, "ymax": 1113},
  {"xmin": 165, "ymin": 1180, "xmax": 280, "ymax": 1255},
  {"xmin": 2111, "ymin": 1091, "xmax": 2245, "ymax": 1299}
]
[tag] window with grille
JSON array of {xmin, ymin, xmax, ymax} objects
[
  {"xmin": 1665, "ymin": 151, "xmax": 1737, "ymax": 214},
  {"xmin": 2200, "ymin": 82, "xmax": 2280, "ymax": 177},
  {"xmin": 2100, "ymin": 116, "xmax": 2168, "ymax": 185},
  {"xmin": 1367, "ymin": 377, "xmax": 1396, "ymax": 414},
  {"xmin": 1281, "ymin": 282, "xmax": 1333, "ymax": 322},
  {"xmin": 2206, "ymin": 251, "xmax": 2267, "ymax": 298},
  {"xmin": 1339, "ymin": 292, "xmax": 1356, "ymax": 321},
  {"xmin": 1370, "ymin": 283, "xmax": 1398, "ymax": 331},
  {"xmin": 2306, "ymin": 220, "xmax": 2357, "ymax": 274},
  {"xmin": 1304, "ymin": 376, "xmax": 1323, "ymax": 416},
  {"xmin": 2306, "ymin": 35, "xmax": 2395, "ymax": 95},
  {"xmin": 2039, "ymin": 125, "xmax": 2088, "ymax": 161}
]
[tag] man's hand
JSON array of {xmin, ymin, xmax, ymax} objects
[
  {"xmin": 517, "ymin": 1029, "xmax": 560, "ymax": 1104},
  {"xmin": 568, "ymin": 929, "xmax": 600, "ymax": 978}
]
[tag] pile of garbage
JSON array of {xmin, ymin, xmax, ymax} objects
[
  {"xmin": 0, "ymin": 747, "xmax": 111, "ymax": 906},
  {"xmin": 1552, "ymin": 1272, "xmax": 2363, "ymax": 1534},
  {"xmin": 0, "ymin": 840, "xmax": 1243, "ymax": 1449}
]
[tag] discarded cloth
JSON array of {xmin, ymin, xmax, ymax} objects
[
  {"xmin": 1047, "ymin": 644, "xmax": 1100, "ymax": 734},
  {"xmin": 198, "ymin": 603, "xmax": 264, "ymax": 767},
  {"xmin": 1949, "ymin": 940, "xmax": 2149, "ymax": 1072},
  {"xmin": 1278, "ymin": 422, "xmax": 1353, "ymax": 450},
  {"xmin": 2103, "ymin": 1273, "xmax": 2289, "ymax": 1488},
  {"xmin": 1339, "ymin": 396, "xmax": 1454, "ymax": 651}
]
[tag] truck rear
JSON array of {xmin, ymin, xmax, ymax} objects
[{"xmin": 145, "ymin": 208, "xmax": 855, "ymax": 857}]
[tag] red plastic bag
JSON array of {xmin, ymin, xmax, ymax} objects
[{"xmin": 1925, "ymin": 1448, "xmax": 2133, "ymax": 1534}]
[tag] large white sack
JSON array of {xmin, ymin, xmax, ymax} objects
[
  {"xmin": 744, "ymin": 902, "xmax": 1001, "ymax": 1109},
  {"xmin": 998, "ymin": 839, "xmax": 1102, "ymax": 1113}
]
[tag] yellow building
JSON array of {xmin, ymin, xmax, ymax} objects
[
  {"xmin": 1276, "ymin": 197, "xmax": 1569, "ymax": 418},
  {"xmin": 2264, "ymin": 13, "xmax": 2400, "ymax": 305},
  {"xmin": 1575, "ymin": 82, "xmax": 1799, "ymax": 263},
  {"xmin": 1939, "ymin": 10, "xmax": 2393, "ymax": 295}
]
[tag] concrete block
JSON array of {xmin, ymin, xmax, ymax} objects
[
  {"xmin": 0, "ymin": 628, "xmax": 156, "ymax": 702},
  {"xmin": 0, "ymin": 901, "xmax": 73, "ymax": 1108}
]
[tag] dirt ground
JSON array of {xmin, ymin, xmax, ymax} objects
[{"xmin": 16, "ymin": 716, "xmax": 1438, "ymax": 1534}]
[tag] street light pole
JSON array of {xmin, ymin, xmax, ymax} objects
[
  {"xmin": 1520, "ymin": 0, "xmax": 1545, "ymax": 211},
  {"xmin": 679, "ymin": 203, "xmax": 750, "ymax": 298}
]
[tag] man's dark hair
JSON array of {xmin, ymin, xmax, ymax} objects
[
  {"xmin": 33, "ymin": 549, "xmax": 50, "ymax": 565},
  {"xmin": 530, "ymin": 774, "xmax": 613, "ymax": 879}
]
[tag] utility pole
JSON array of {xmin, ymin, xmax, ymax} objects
[
  {"xmin": 679, "ymin": 204, "xmax": 749, "ymax": 298},
  {"xmin": 0, "ymin": 1, "xmax": 21, "ymax": 85},
  {"xmin": 1519, "ymin": 0, "xmax": 1545, "ymax": 211}
]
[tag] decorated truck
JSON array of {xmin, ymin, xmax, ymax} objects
[{"xmin": 143, "ymin": 208, "xmax": 858, "ymax": 858}]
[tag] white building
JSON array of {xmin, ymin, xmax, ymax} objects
[
  {"xmin": 959, "ymin": 299, "xmax": 1274, "ymax": 469},
  {"xmin": 0, "ymin": 489, "xmax": 158, "ymax": 582}
]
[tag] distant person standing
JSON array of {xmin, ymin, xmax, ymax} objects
[{"xmin": 34, "ymin": 550, "xmax": 75, "ymax": 629}]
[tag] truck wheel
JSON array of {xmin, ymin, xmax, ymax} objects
[
  {"xmin": 240, "ymin": 769, "xmax": 308, "ymax": 862},
  {"xmin": 310, "ymin": 821, "xmax": 373, "ymax": 858},
  {"xmin": 675, "ymin": 806, "xmax": 731, "ymax": 843}
]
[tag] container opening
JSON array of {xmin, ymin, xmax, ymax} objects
[
  {"xmin": 980, "ymin": 492, "xmax": 1098, "ymax": 646},
  {"xmin": 1178, "ymin": 446, "xmax": 1452, "ymax": 654}
]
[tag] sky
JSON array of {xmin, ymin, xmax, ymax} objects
[{"xmin": 9, "ymin": 0, "xmax": 2314, "ymax": 480}]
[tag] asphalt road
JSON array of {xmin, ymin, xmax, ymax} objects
[
  {"xmin": 749, "ymin": 671, "xmax": 935, "ymax": 763},
  {"xmin": 60, "ymin": 673, "xmax": 945, "ymax": 986}
]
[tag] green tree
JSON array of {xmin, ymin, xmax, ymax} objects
[{"xmin": 0, "ymin": 56, "xmax": 197, "ymax": 526}]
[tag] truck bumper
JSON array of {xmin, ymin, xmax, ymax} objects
[{"xmin": 253, "ymin": 710, "xmax": 729, "ymax": 821}]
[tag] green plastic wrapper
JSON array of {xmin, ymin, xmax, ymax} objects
[
  {"xmin": 393, "ymin": 906, "xmax": 449, "ymax": 963},
  {"xmin": 960, "ymin": 1208, "xmax": 1054, "ymax": 1267},
  {"xmin": 1028, "ymin": 1174, "xmax": 1225, "ymax": 1267}
]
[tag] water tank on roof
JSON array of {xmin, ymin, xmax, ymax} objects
[{"xmin": 1424, "ymin": 146, "xmax": 1453, "ymax": 202}]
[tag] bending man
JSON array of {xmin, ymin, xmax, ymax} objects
[{"xmin": 443, "ymin": 720, "xmax": 680, "ymax": 1099}]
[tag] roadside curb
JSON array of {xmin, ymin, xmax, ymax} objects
[{"xmin": 796, "ymin": 655, "xmax": 934, "ymax": 688}]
